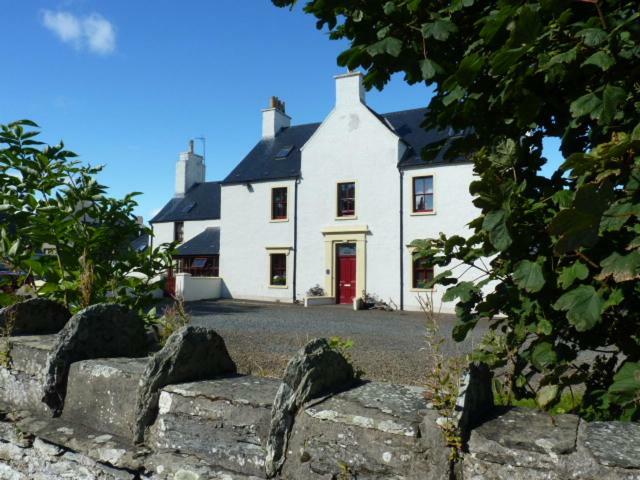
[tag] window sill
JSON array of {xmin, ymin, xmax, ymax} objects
[
  {"xmin": 410, "ymin": 288, "xmax": 436, "ymax": 293},
  {"xmin": 269, "ymin": 284, "xmax": 289, "ymax": 289},
  {"xmin": 410, "ymin": 210, "xmax": 436, "ymax": 217},
  {"xmin": 335, "ymin": 215, "xmax": 357, "ymax": 221},
  {"xmin": 270, "ymin": 218, "xmax": 289, "ymax": 223}
]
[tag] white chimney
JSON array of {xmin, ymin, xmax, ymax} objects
[
  {"xmin": 175, "ymin": 139, "xmax": 205, "ymax": 197},
  {"xmin": 335, "ymin": 71, "xmax": 366, "ymax": 107},
  {"xmin": 262, "ymin": 96, "xmax": 291, "ymax": 138}
]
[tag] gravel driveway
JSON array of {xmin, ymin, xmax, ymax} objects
[{"xmin": 186, "ymin": 299, "xmax": 488, "ymax": 386}]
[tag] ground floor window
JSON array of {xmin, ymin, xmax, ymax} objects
[
  {"xmin": 174, "ymin": 255, "xmax": 219, "ymax": 277},
  {"xmin": 270, "ymin": 253, "xmax": 287, "ymax": 286},
  {"xmin": 412, "ymin": 254, "xmax": 434, "ymax": 289}
]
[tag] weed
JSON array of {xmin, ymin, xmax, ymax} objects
[
  {"xmin": 418, "ymin": 293, "xmax": 467, "ymax": 462},
  {"xmin": 0, "ymin": 308, "xmax": 16, "ymax": 368},
  {"xmin": 156, "ymin": 296, "xmax": 190, "ymax": 346}
]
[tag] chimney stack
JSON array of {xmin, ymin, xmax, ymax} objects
[
  {"xmin": 175, "ymin": 140, "xmax": 205, "ymax": 197},
  {"xmin": 262, "ymin": 96, "xmax": 291, "ymax": 138},
  {"xmin": 335, "ymin": 71, "xmax": 366, "ymax": 107}
]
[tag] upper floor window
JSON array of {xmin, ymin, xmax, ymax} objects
[
  {"xmin": 174, "ymin": 221, "xmax": 184, "ymax": 243},
  {"xmin": 413, "ymin": 254, "xmax": 434, "ymax": 289},
  {"xmin": 337, "ymin": 182, "xmax": 356, "ymax": 217},
  {"xmin": 413, "ymin": 176, "xmax": 434, "ymax": 212},
  {"xmin": 270, "ymin": 253, "xmax": 287, "ymax": 286},
  {"xmin": 271, "ymin": 187, "xmax": 288, "ymax": 220}
]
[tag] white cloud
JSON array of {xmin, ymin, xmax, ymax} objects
[{"xmin": 41, "ymin": 10, "xmax": 116, "ymax": 55}]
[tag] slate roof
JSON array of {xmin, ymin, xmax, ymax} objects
[
  {"xmin": 222, "ymin": 107, "xmax": 460, "ymax": 184},
  {"xmin": 150, "ymin": 181, "xmax": 221, "ymax": 223},
  {"xmin": 176, "ymin": 227, "xmax": 220, "ymax": 256},
  {"xmin": 131, "ymin": 233, "xmax": 150, "ymax": 252},
  {"xmin": 222, "ymin": 122, "xmax": 320, "ymax": 184}
]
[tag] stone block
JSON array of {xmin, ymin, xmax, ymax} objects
[
  {"xmin": 265, "ymin": 338, "xmax": 355, "ymax": 477},
  {"xmin": 42, "ymin": 303, "xmax": 148, "ymax": 414},
  {"xmin": 584, "ymin": 421, "xmax": 640, "ymax": 469},
  {"xmin": 0, "ymin": 298, "xmax": 70, "ymax": 335},
  {"xmin": 61, "ymin": 358, "xmax": 148, "ymax": 440},
  {"xmin": 0, "ymin": 335, "xmax": 56, "ymax": 415},
  {"xmin": 282, "ymin": 382, "xmax": 444, "ymax": 480},
  {"xmin": 149, "ymin": 375, "xmax": 280, "ymax": 478},
  {"xmin": 133, "ymin": 326, "xmax": 237, "ymax": 443}
]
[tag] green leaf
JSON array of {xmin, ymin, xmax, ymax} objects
[
  {"xmin": 483, "ymin": 210, "xmax": 512, "ymax": 251},
  {"xmin": 576, "ymin": 28, "xmax": 608, "ymax": 47},
  {"xmin": 491, "ymin": 47, "xmax": 525, "ymax": 75},
  {"xmin": 570, "ymin": 92, "xmax": 601, "ymax": 119},
  {"xmin": 536, "ymin": 385, "xmax": 559, "ymax": 408},
  {"xmin": 531, "ymin": 342, "xmax": 557, "ymax": 370},
  {"xmin": 443, "ymin": 281, "xmax": 476, "ymax": 302},
  {"xmin": 421, "ymin": 19, "xmax": 458, "ymax": 41},
  {"xmin": 597, "ymin": 251, "xmax": 640, "ymax": 283},
  {"xmin": 513, "ymin": 260, "xmax": 545, "ymax": 293},
  {"xmin": 553, "ymin": 285, "xmax": 604, "ymax": 332},
  {"xmin": 608, "ymin": 362, "xmax": 640, "ymax": 404},
  {"xmin": 366, "ymin": 37, "xmax": 403, "ymax": 57},
  {"xmin": 558, "ymin": 261, "xmax": 588, "ymax": 289},
  {"xmin": 420, "ymin": 59, "xmax": 443, "ymax": 80},
  {"xmin": 600, "ymin": 202, "xmax": 640, "ymax": 232},
  {"xmin": 581, "ymin": 51, "xmax": 615, "ymax": 71},
  {"xmin": 382, "ymin": 1, "xmax": 396, "ymax": 15},
  {"xmin": 600, "ymin": 84, "xmax": 626, "ymax": 125}
]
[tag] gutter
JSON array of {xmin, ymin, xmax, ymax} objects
[
  {"xmin": 399, "ymin": 169, "xmax": 404, "ymax": 311},
  {"xmin": 292, "ymin": 177, "xmax": 300, "ymax": 303}
]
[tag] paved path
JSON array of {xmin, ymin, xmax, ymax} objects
[{"xmin": 187, "ymin": 300, "xmax": 488, "ymax": 386}]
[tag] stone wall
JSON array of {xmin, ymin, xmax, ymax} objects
[{"xmin": 0, "ymin": 300, "xmax": 639, "ymax": 479}]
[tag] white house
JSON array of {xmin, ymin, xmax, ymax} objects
[{"xmin": 152, "ymin": 72, "xmax": 482, "ymax": 312}]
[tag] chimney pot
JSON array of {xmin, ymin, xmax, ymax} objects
[{"xmin": 262, "ymin": 96, "xmax": 291, "ymax": 138}]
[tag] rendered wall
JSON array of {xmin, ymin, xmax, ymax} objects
[
  {"xmin": 152, "ymin": 219, "xmax": 221, "ymax": 247},
  {"xmin": 219, "ymin": 180, "xmax": 296, "ymax": 302},
  {"xmin": 175, "ymin": 273, "xmax": 222, "ymax": 302}
]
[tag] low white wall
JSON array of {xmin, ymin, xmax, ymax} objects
[{"xmin": 175, "ymin": 273, "xmax": 222, "ymax": 302}]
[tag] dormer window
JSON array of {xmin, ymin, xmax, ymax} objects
[{"xmin": 274, "ymin": 146, "xmax": 293, "ymax": 160}]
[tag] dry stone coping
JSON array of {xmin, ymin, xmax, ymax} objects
[
  {"xmin": 265, "ymin": 337, "xmax": 356, "ymax": 477},
  {"xmin": 304, "ymin": 381, "xmax": 427, "ymax": 437},
  {"xmin": 0, "ymin": 298, "xmax": 70, "ymax": 335},
  {"xmin": 13, "ymin": 413, "xmax": 151, "ymax": 471},
  {"xmin": 160, "ymin": 375, "xmax": 281, "ymax": 413},
  {"xmin": 132, "ymin": 325, "xmax": 237, "ymax": 443},
  {"xmin": 469, "ymin": 407, "xmax": 580, "ymax": 456},
  {"xmin": 61, "ymin": 357, "xmax": 149, "ymax": 440},
  {"xmin": 584, "ymin": 421, "xmax": 640, "ymax": 469},
  {"xmin": 42, "ymin": 303, "xmax": 149, "ymax": 415},
  {"xmin": 0, "ymin": 334, "xmax": 57, "ymax": 376}
]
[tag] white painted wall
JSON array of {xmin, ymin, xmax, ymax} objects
[
  {"xmin": 401, "ymin": 163, "xmax": 482, "ymax": 313},
  {"xmin": 220, "ymin": 180, "xmax": 296, "ymax": 302},
  {"xmin": 151, "ymin": 219, "xmax": 221, "ymax": 247},
  {"xmin": 297, "ymin": 94, "xmax": 402, "ymax": 305},
  {"xmin": 175, "ymin": 273, "xmax": 222, "ymax": 301}
]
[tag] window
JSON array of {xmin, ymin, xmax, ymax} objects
[
  {"xmin": 270, "ymin": 253, "xmax": 287, "ymax": 286},
  {"xmin": 413, "ymin": 176, "xmax": 434, "ymax": 212},
  {"xmin": 274, "ymin": 146, "xmax": 294, "ymax": 160},
  {"xmin": 337, "ymin": 182, "xmax": 356, "ymax": 217},
  {"xmin": 175, "ymin": 255, "xmax": 219, "ymax": 277},
  {"xmin": 271, "ymin": 187, "xmax": 288, "ymax": 220},
  {"xmin": 413, "ymin": 254, "xmax": 434, "ymax": 289},
  {"xmin": 174, "ymin": 222, "xmax": 184, "ymax": 243}
]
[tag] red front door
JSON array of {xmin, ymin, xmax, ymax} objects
[{"xmin": 336, "ymin": 244, "xmax": 356, "ymax": 304}]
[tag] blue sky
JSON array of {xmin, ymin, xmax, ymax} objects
[{"xmin": 1, "ymin": 1, "xmax": 562, "ymax": 221}]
